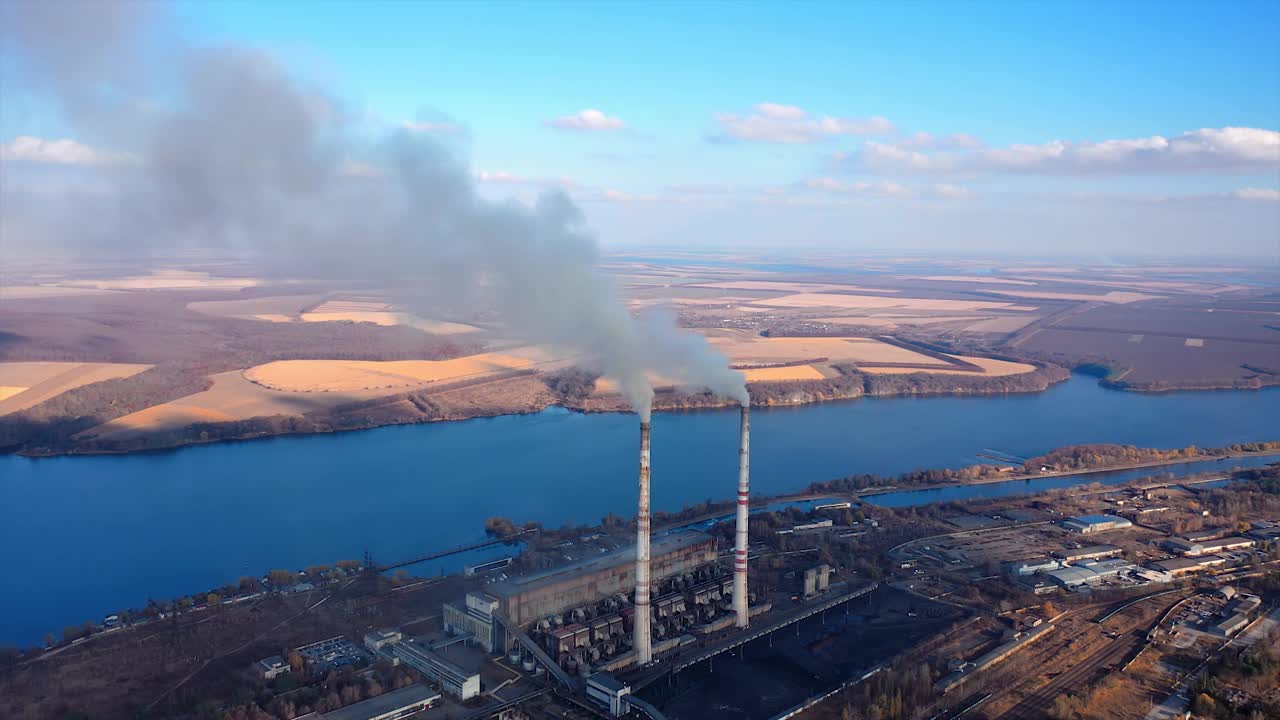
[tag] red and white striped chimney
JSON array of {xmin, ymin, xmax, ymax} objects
[
  {"xmin": 634, "ymin": 420, "xmax": 653, "ymax": 664},
  {"xmin": 733, "ymin": 405, "xmax": 750, "ymax": 628}
]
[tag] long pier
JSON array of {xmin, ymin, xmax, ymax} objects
[{"xmin": 376, "ymin": 529, "xmax": 536, "ymax": 572}]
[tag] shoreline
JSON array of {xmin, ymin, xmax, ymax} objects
[
  {"xmin": 6, "ymin": 368, "xmax": 1278, "ymax": 458},
  {"xmin": 10, "ymin": 362, "xmax": 1072, "ymax": 457}
]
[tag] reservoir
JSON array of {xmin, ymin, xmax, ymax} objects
[{"xmin": 2, "ymin": 375, "xmax": 1277, "ymax": 646}]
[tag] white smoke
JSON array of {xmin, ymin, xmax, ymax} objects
[{"xmin": 0, "ymin": 1, "xmax": 748, "ymax": 418}]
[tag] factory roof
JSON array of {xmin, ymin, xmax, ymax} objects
[
  {"xmin": 588, "ymin": 672, "xmax": 629, "ymax": 693},
  {"xmin": 1068, "ymin": 515, "xmax": 1131, "ymax": 526},
  {"xmin": 1054, "ymin": 544, "xmax": 1121, "ymax": 559},
  {"xmin": 486, "ymin": 529, "xmax": 713, "ymax": 599},
  {"xmin": 319, "ymin": 684, "xmax": 439, "ymax": 720},
  {"xmin": 1045, "ymin": 566, "xmax": 1101, "ymax": 586}
]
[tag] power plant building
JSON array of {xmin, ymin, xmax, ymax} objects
[{"xmin": 465, "ymin": 530, "xmax": 717, "ymax": 631}]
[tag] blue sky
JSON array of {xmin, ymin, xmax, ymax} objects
[
  {"xmin": 170, "ymin": 1, "xmax": 1280, "ymax": 190},
  {"xmin": 3, "ymin": 1, "xmax": 1279, "ymax": 255}
]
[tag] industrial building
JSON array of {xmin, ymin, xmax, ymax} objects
[
  {"xmin": 442, "ymin": 592, "xmax": 501, "ymax": 652},
  {"xmin": 482, "ymin": 529, "xmax": 716, "ymax": 628},
  {"xmin": 586, "ymin": 673, "xmax": 632, "ymax": 717},
  {"xmin": 1052, "ymin": 544, "xmax": 1122, "ymax": 562},
  {"xmin": 1162, "ymin": 535, "xmax": 1256, "ymax": 557},
  {"xmin": 1044, "ymin": 566, "xmax": 1103, "ymax": 588},
  {"xmin": 1212, "ymin": 614, "xmax": 1250, "ymax": 638},
  {"xmin": 255, "ymin": 655, "xmax": 289, "ymax": 680},
  {"xmin": 1007, "ymin": 558, "xmax": 1062, "ymax": 576},
  {"xmin": 1060, "ymin": 515, "xmax": 1133, "ymax": 534},
  {"xmin": 317, "ymin": 684, "xmax": 440, "ymax": 720},
  {"xmin": 1074, "ymin": 558, "xmax": 1135, "ymax": 578},
  {"xmin": 374, "ymin": 635, "xmax": 481, "ymax": 700},
  {"xmin": 1148, "ymin": 555, "xmax": 1228, "ymax": 577}
]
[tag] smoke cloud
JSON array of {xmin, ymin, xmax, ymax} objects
[{"xmin": 0, "ymin": 1, "xmax": 747, "ymax": 419}]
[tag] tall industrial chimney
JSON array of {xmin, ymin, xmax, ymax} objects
[
  {"xmin": 733, "ymin": 405, "xmax": 751, "ymax": 628},
  {"xmin": 634, "ymin": 420, "xmax": 653, "ymax": 665}
]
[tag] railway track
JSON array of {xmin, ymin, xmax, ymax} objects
[{"xmin": 996, "ymin": 630, "xmax": 1141, "ymax": 720}]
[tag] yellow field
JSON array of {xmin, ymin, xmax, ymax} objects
[
  {"xmin": 0, "ymin": 362, "xmax": 152, "ymax": 415},
  {"xmin": 706, "ymin": 334, "xmax": 944, "ymax": 365},
  {"xmin": 299, "ymin": 310, "xmax": 481, "ymax": 335},
  {"xmin": 244, "ymin": 347, "xmax": 557, "ymax": 392},
  {"xmin": 987, "ymin": 289, "xmax": 1160, "ymax": 304},
  {"xmin": 80, "ymin": 371, "xmax": 382, "ymax": 440},
  {"xmin": 0, "ymin": 387, "xmax": 27, "ymax": 402},
  {"xmin": 740, "ymin": 365, "xmax": 827, "ymax": 382},
  {"xmin": 693, "ymin": 281, "xmax": 897, "ymax": 293},
  {"xmin": 752, "ymin": 292, "xmax": 1033, "ymax": 312},
  {"xmin": 861, "ymin": 356, "xmax": 1036, "ymax": 376},
  {"xmin": 63, "ymin": 269, "xmax": 260, "ymax": 290}
]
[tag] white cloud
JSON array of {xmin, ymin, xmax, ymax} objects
[
  {"xmin": 850, "ymin": 126, "xmax": 1280, "ymax": 175},
  {"xmin": 338, "ymin": 160, "xmax": 382, "ymax": 178},
  {"xmin": 401, "ymin": 120, "xmax": 464, "ymax": 134},
  {"xmin": 804, "ymin": 177, "xmax": 910, "ymax": 196},
  {"xmin": 474, "ymin": 170, "xmax": 527, "ymax": 183},
  {"xmin": 473, "ymin": 170, "xmax": 576, "ymax": 192},
  {"xmin": 712, "ymin": 103, "xmax": 894, "ymax": 144},
  {"xmin": 0, "ymin": 136, "xmax": 118, "ymax": 165},
  {"xmin": 547, "ymin": 109, "xmax": 626, "ymax": 131},
  {"xmin": 604, "ymin": 189, "xmax": 656, "ymax": 202},
  {"xmin": 932, "ymin": 183, "xmax": 973, "ymax": 199},
  {"xmin": 1233, "ymin": 187, "xmax": 1280, "ymax": 201}
]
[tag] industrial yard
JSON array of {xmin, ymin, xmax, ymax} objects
[{"xmin": 4, "ymin": 431, "xmax": 1277, "ymax": 720}]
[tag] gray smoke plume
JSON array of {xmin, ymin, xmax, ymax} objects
[{"xmin": 0, "ymin": 1, "xmax": 747, "ymax": 419}]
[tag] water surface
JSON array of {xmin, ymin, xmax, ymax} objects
[{"xmin": 2, "ymin": 375, "xmax": 1276, "ymax": 645}]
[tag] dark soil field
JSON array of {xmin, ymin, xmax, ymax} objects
[{"xmin": 1016, "ymin": 297, "xmax": 1280, "ymax": 389}]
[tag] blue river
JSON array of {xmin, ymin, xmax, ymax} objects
[{"xmin": 1, "ymin": 375, "xmax": 1277, "ymax": 646}]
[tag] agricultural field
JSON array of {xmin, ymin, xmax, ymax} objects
[
  {"xmin": 0, "ymin": 362, "xmax": 152, "ymax": 415},
  {"xmin": 77, "ymin": 371, "xmax": 382, "ymax": 441},
  {"xmin": 1016, "ymin": 299, "xmax": 1280, "ymax": 388},
  {"xmin": 243, "ymin": 346, "xmax": 562, "ymax": 393}
]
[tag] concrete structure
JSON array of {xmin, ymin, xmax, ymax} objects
[
  {"xmin": 1165, "ymin": 535, "xmax": 1255, "ymax": 557},
  {"xmin": 442, "ymin": 592, "xmax": 500, "ymax": 652},
  {"xmin": 363, "ymin": 629, "xmax": 402, "ymax": 652},
  {"xmin": 256, "ymin": 655, "xmax": 289, "ymax": 680},
  {"xmin": 733, "ymin": 405, "xmax": 751, "ymax": 629},
  {"xmin": 483, "ymin": 529, "xmax": 716, "ymax": 628},
  {"xmin": 318, "ymin": 684, "xmax": 440, "ymax": 720},
  {"xmin": 635, "ymin": 420, "xmax": 652, "ymax": 666},
  {"xmin": 1149, "ymin": 555, "xmax": 1228, "ymax": 577},
  {"xmin": 1053, "ymin": 544, "xmax": 1122, "ymax": 562},
  {"xmin": 1212, "ymin": 614, "xmax": 1250, "ymax": 637},
  {"xmin": 1008, "ymin": 558, "xmax": 1062, "ymax": 576},
  {"xmin": 1061, "ymin": 515, "xmax": 1133, "ymax": 534},
  {"xmin": 586, "ymin": 672, "xmax": 632, "ymax": 717},
  {"xmin": 380, "ymin": 638, "xmax": 481, "ymax": 700},
  {"xmin": 1183, "ymin": 528, "xmax": 1230, "ymax": 543},
  {"xmin": 1075, "ymin": 558, "xmax": 1134, "ymax": 578},
  {"xmin": 1045, "ymin": 566, "xmax": 1102, "ymax": 588}
]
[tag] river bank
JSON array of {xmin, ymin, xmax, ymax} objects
[
  {"xmin": 3, "ymin": 374, "xmax": 1277, "ymax": 646},
  {"xmin": 7, "ymin": 363, "xmax": 1071, "ymax": 457}
]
